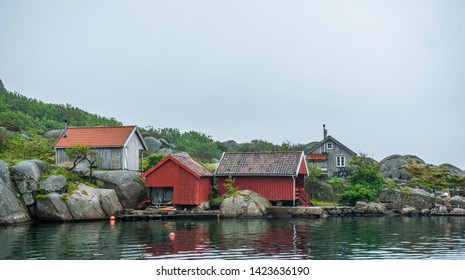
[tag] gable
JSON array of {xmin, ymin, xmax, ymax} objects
[
  {"xmin": 141, "ymin": 155, "xmax": 212, "ymax": 179},
  {"xmin": 307, "ymin": 135, "xmax": 357, "ymax": 157}
]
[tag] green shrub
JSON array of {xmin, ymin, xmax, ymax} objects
[{"xmin": 143, "ymin": 153, "xmax": 166, "ymax": 171}]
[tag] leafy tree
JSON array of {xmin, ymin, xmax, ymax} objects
[
  {"xmin": 65, "ymin": 144, "xmax": 99, "ymax": 178},
  {"xmin": 337, "ymin": 156, "xmax": 386, "ymax": 205},
  {"xmin": 176, "ymin": 131, "xmax": 222, "ymax": 162}
]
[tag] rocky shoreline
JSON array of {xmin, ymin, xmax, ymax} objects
[{"xmin": 0, "ymin": 159, "xmax": 146, "ymax": 225}]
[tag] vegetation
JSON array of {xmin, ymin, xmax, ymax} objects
[
  {"xmin": 0, "ymin": 89, "xmax": 121, "ymax": 134},
  {"xmin": 143, "ymin": 153, "xmax": 166, "ymax": 171},
  {"xmin": 0, "ymin": 131, "xmax": 55, "ymax": 165},
  {"xmin": 335, "ymin": 156, "xmax": 387, "ymax": 205},
  {"xmin": 65, "ymin": 144, "xmax": 99, "ymax": 178},
  {"xmin": 405, "ymin": 164, "xmax": 465, "ymax": 191},
  {"xmin": 213, "ymin": 176, "xmax": 239, "ymax": 204}
]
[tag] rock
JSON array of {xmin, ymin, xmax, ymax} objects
[
  {"xmin": 305, "ymin": 207, "xmax": 325, "ymax": 216},
  {"xmin": 438, "ymin": 205, "xmax": 449, "ymax": 214},
  {"xmin": 74, "ymin": 161, "xmax": 91, "ymax": 175},
  {"xmin": 144, "ymin": 137, "xmax": 162, "ymax": 152},
  {"xmin": 355, "ymin": 201, "xmax": 367, "ymax": 209},
  {"xmin": 39, "ymin": 175, "xmax": 67, "ymax": 193},
  {"xmin": 401, "ymin": 206, "xmax": 417, "ymax": 215},
  {"xmin": 379, "ymin": 155, "xmax": 411, "ymax": 180},
  {"xmin": 98, "ymin": 188, "xmax": 123, "ymax": 216},
  {"xmin": 43, "ymin": 129, "xmax": 64, "ymax": 140},
  {"xmin": 63, "ymin": 184, "xmax": 107, "ymax": 220},
  {"xmin": 159, "ymin": 138, "xmax": 171, "ymax": 148},
  {"xmin": 421, "ymin": 209, "xmax": 430, "ymax": 215},
  {"xmin": 220, "ymin": 190, "xmax": 272, "ymax": 217},
  {"xmin": 173, "ymin": 151, "xmax": 190, "ymax": 158},
  {"xmin": 449, "ymin": 196, "xmax": 465, "ymax": 208},
  {"xmin": 440, "ymin": 163, "xmax": 465, "ymax": 176},
  {"xmin": 450, "ymin": 208, "xmax": 465, "ymax": 215},
  {"xmin": 157, "ymin": 148, "xmax": 173, "ymax": 154},
  {"xmin": 21, "ymin": 134, "xmax": 30, "ymax": 141},
  {"xmin": 92, "ymin": 170, "xmax": 146, "ymax": 208},
  {"xmin": 35, "ymin": 193, "xmax": 73, "ymax": 221},
  {"xmin": 10, "ymin": 160, "xmax": 48, "ymax": 206},
  {"xmin": 379, "ymin": 187, "xmax": 436, "ymax": 211},
  {"xmin": 0, "ymin": 126, "xmax": 11, "ymax": 134},
  {"xmin": 365, "ymin": 202, "xmax": 386, "ymax": 214},
  {"xmin": 0, "ymin": 175, "xmax": 31, "ymax": 224},
  {"xmin": 193, "ymin": 201, "xmax": 210, "ymax": 212},
  {"xmin": 0, "ymin": 160, "xmax": 16, "ymax": 193}
]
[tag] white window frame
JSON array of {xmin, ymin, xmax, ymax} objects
[
  {"xmin": 326, "ymin": 142, "xmax": 333, "ymax": 149},
  {"xmin": 336, "ymin": 156, "xmax": 346, "ymax": 167}
]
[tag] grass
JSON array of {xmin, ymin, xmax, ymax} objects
[{"xmin": 311, "ymin": 200, "xmax": 341, "ymax": 206}]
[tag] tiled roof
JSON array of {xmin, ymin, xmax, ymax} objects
[
  {"xmin": 53, "ymin": 126, "xmax": 137, "ymax": 148},
  {"xmin": 306, "ymin": 153, "xmax": 328, "ymax": 161},
  {"xmin": 172, "ymin": 155, "xmax": 213, "ymax": 177},
  {"xmin": 215, "ymin": 152, "xmax": 304, "ymax": 176}
]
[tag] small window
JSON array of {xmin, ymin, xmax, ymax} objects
[
  {"xmin": 336, "ymin": 156, "xmax": 346, "ymax": 167},
  {"xmin": 326, "ymin": 142, "xmax": 333, "ymax": 149}
]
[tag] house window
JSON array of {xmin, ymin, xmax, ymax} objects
[
  {"xmin": 326, "ymin": 142, "xmax": 333, "ymax": 149},
  {"xmin": 336, "ymin": 156, "xmax": 346, "ymax": 167}
]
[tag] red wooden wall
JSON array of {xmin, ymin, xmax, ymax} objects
[
  {"xmin": 218, "ymin": 174, "xmax": 306, "ymax": 202},
  {"xmin": 145, "ymin": 160, "xmax": 212, "ymax": 205}
]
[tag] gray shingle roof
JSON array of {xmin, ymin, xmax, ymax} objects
[{"xmin": 214, "ymin": 151, "xmax": 305, "ymax": 176}]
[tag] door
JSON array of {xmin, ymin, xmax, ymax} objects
[{"xmin": 148, "ymin": 187, "xmax": 174, "ymax": 205}]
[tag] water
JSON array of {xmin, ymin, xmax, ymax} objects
[{"xmin": 1, "ymin": 216, "xmax": 465, "ymax": 260}]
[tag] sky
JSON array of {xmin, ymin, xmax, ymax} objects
[{"xmin": 1, "ymin": 0, "xmax": 465, "ymax": 169}]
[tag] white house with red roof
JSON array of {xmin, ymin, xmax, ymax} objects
[{"xmin": 53, "ymin": 126, "xmax": 147, "ymax": 171}]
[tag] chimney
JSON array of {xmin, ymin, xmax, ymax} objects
[
  {"xmin": 63, "ymin": 120, "xmax": 68, "ymax": 138},
  {"xmin": 323, "ymin": 124, "xmax": 327, "ymax": 138}
]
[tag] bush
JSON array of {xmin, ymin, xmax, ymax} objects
[
  {"xmin": 143, "ymin": 153, "xmax": 166, "ymax": 171},
  {"xmin": 336, "ymin": 156, "xmax": 386, "ymax": 205}
]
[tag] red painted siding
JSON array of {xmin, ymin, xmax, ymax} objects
[
  {"xmin": 144, "ymin": 159, "xmax": 212, "ymax": 205},
  {"xmin": 218, "ymin": 176, "xmax": 295, "ymax": 201}
]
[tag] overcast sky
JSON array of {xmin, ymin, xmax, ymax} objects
[{"xmin": 1, "ymin": 0, "xmax": 464, "ymax": 169}]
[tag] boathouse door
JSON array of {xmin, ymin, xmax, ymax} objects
[{"xmin": 148, "ymin": 187, "xmax": 173, "ymax": 205}]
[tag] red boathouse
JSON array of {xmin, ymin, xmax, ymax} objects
[
  {"xmin": 215, "ymin": 151, "xmax": 310, "ymax": 206},
  {"xmin": 141, "ymin": 154, "xmax": 213, "ymax": 206}
]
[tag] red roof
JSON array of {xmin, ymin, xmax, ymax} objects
[
  {"xmin": 53, "ymin": 126, "xmax": 138, "ymax": 148},
  {"xmin": 141, "ymin": 154, "xmax": 213, "ymax": 179},
  {"xmin": 306, "ymin": 153, "xmax": 328, "ymax": 161}
]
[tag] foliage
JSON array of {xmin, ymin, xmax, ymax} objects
[
  {"xmin": 308, "ymin": 164, "xmax": 322, "ymax": 185},
  {"xmin": 0, "ymin": 89, "xmax": 121, "ymax": 135},
  {"xmin": 336, "ymin": 156, "xmax": 387, "ymax": 205},
  {"xmin": 64, "ymin": 144, "xmax": 99, "ymax": 178},
  {"xmin": 213, "ymin": 176, "xmax": 239, "ymax": 204},
  {"xmin": 0, "ymin": 132, "xmax": 55, "ymax": 165},
  {"xmin": 176, "ymin": 131, "xmax": 222, "ymax": 162},
  {"xmin": 310, "ymin": 200, "xmax": 341, "ymax": 206},
  {"xmin": 405, "ymin": 164, "xmax": 465, "ymax": 190},
  {"xmin": 143, "ymin": 153, "xmax": 166, "ymax": 171}
]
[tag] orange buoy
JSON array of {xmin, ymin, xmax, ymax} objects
[
  {"xmin": 110, "ymin": 216, "xmax": 116, "ymax": 221},
  {"xmin": 169, "ymin": 232, "xmax": 175, "ymax": 239}
]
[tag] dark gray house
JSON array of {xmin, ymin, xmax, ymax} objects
[
  {"xmin": 53, "ymin": 126, "xmax": 147, "ymax": 171},
  {"xmin": 306, "ymin": 125, "xmax": 357, "ymax": 177}
]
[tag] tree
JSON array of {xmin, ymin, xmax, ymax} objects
[
  {"xmin": 337, "ymin": 155, "xmax": 386, "ymax": 205},
  {"xmin": 65, "ymin": 144, "xmax": 99, "ymax": 178}
]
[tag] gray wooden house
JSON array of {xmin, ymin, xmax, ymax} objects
[
  {"xmin": 306, "ymin": 125, "xmax": 357, "ymax": 177},
  {"xmin": 53, "ymin": 126, "xmax": 147, "ymax": 171}
]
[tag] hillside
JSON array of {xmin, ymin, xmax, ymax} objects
[
  {"xmin": 0, "ymin": 85, "xmax": 313, "ymax": 165},
  {"xmin": 0, "ymin": 87, "xmax": 121, "ymax": 134}
]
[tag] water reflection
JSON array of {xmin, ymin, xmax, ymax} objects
[{"xmin": 2, "ymin": 216, "xmax": 465, "ymax": 259}]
